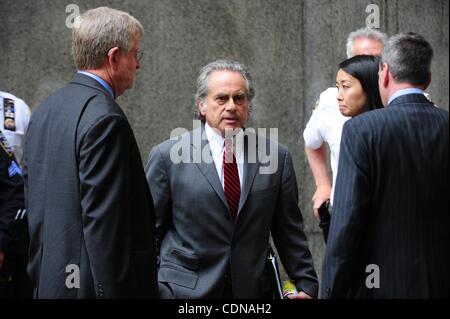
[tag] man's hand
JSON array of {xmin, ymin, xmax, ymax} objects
[
  {"xmin": 286, "ymin": 291, "xmax": 313, "ymax": 299},
  {"xmin": 312, "ymin": 185, "xmax": 331, "ymax": 220},
  {"xmin": 0, "ymin": 250, "xmax": 4, "ymax": 272},
  {"xmin": 305, "ymin": 145, "xmax": 332, "ymax": 219}
]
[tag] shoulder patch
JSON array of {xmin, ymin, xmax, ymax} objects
[
  {"xmin": 9, "ymin": 159, "xmax": 22, "ymax": 177},
  {"xmin": 3, "ymin": 98, "xmax": 16, "ymax": 131}
]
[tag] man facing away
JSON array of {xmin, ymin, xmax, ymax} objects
[
  {"xmin": 146, "ymin": 60, "xmax": 318, "ymax": 299},
  {"xmin": 24, "ymin": 7, "xmax": 157, "ymax": 298},
  {"xmin": 322, "ymin": 33, "xmax": 448, "ymax": 298}
]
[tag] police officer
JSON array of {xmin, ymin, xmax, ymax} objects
[
  {"xmin": 0, "ymin": 131, "xmax": 31, "ymax": 298},
  {"xmin": 0, "ymin": 90, "xmax": 31, "ymax": 167}
]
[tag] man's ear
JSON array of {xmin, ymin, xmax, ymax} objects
[
  {"xmin": 382, "ymin": 63, "xmax": 390, "ymax": 88},
  {"xmin": 423, "ymin": 72, "xmax": 432, "ymax": 90},
  {"xmin": 198, "ymin": 99, "xmax": 207, "ymax": 115},
  {"xmin": 107, "ymin": 47, "xmax": 121, "ymax": 70}
]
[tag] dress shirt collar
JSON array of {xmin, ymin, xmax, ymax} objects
[
  {"xmin": 388, "ymin": 88, "xmax": 425, "ymax": 105},
  {"xmin": 204, "ymin": 122, "xmax": 244, "ymax": 164},
  {"xmin": 77, "ymin": 70, "xmax": 115, "ymax": 98}
]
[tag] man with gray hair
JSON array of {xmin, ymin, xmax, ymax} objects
[
  {"xmin": 303, "ymin": 27, "xmax": 387, "ymax": 220},
  {"xmin": 322, "ymin": 33, "xmax": 448, "ymax": 298},
  {"xmin": 24, "ymin": 7, "xmax": 157, "ymax": 298},
  {"xmin": 145, "ymin": 60, "xmax": 318, "ymax": 299}
]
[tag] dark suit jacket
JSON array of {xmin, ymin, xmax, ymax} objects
[
  {"xmin": 24, "ymin": 73, "xmax": 158, "ymax": 298},
  {"xmin": 145, "ymin": 124, "xmax": 318, "ymax": 298},
  {"xmin": 321, "ymin": 94, "xmax": 449, "ymax": 298}
]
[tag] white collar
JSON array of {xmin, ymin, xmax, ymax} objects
[
  {"xmin": 204, "ymin": 122, "xmax": 244, "ymax": 164},
  {"xmin": 205, "ymin": 122, "xmax": 224, "ymax": 162}
]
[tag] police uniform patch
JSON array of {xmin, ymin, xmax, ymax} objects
[
  {"xmin": 8, "ymin": 159, "xmax": 22, "ymax": 177},
  {"xmin": 0, "ymin": 131, "xmax": 14, "ymax": 157},
  {"xmin": 3, "ymin": 98, "xmax": 16, "ymax": 131}
]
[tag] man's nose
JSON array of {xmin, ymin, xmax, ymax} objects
[{"xmin": 225, "ymin": 98, "xmax": 236, "ymax": 111}]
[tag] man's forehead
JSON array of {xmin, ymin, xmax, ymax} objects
[
  {"xmin": 353, "ymin": 37, "xmax": 384, "ymax": 55},
  {"xmin": 207, "ymin": 70, "xmax": 247, "ymax": 89}
]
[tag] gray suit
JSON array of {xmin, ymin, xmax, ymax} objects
[
  {"xmin": 24, "ymin": 73, "xmax": 158, "ymax": 298},
  {"xmin": 146, "ymin": 124, "xmax": 318, "ymax": 298}
]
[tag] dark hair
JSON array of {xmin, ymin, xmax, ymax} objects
[{"xmin": 338, "ymin": 55, "xmax": 383, "ymax": 111}]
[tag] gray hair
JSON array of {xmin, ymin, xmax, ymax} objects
[
  {"xmin": 72, "ymin": 7, "xmax": 144, "ymax": 70},
  {"xmin": 194, "ymin": 60, "xmax": 255, "ymax": 121},
  {"xmin": 346, "ymin": 27, "xmax": 388, "ymax": 58},
  {"xmin": 381, "ymin": 32, "xmax": 433, "ymax": 85}
]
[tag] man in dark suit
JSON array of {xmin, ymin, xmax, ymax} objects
[
  {"xmin": 24, "ymin": 7, "xmax": 157, "ymax": 298},
  {"xmin": 321, "ymin": 33, "xmax": 448, "ymax": 298},
  {"xmin": 146, "ymin": 60, "xmax": 318, "ymax": 299}
]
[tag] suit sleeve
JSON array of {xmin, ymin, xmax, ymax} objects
[
  {"xmin": 271, "ymin": 150, "xmax": 319, "ymax": 298},
  {"xmin": 145, "ymin": 146, "xmax": 171, "ymax": 260},
  {"xmin": 321, "ymin": 121, "xmax": 371, "ymax": 298},
  {"xmin": 78, "ymin": 114, "xmax": 134, "ymax": 298},
  {"xmin": 0, "ymin": 149, "xmax": 24, "ymax": 252}
]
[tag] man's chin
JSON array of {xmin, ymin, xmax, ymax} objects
[{"xmin": 223, "ymin": 126, "xmax": 243, "ymax": 136}]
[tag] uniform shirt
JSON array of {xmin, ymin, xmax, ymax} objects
[
  {"xmin": 0, "ymin": 91, "xmax": 31, "ymax": 166},
  {"xmin": 205, "ymin": 122, "xmax": 245, "ymax": 189},
  {"xmin": 303, "ymin": 87, "xmax": 350, "ymax": 204},
  {"xmin": 0, "ymin": 131, "xmax": 24, "ymax": 252}
]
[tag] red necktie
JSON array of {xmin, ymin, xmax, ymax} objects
[{"xmin": 223, "ymin": 139, "xmax": 240, "ymax": 223}]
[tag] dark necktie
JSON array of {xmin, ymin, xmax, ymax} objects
[{"xmin": 223, "ymin": 139, "xmax": 240, "ymax": 223}]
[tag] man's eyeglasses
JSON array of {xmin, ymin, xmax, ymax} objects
[
  {"xmin": 107, "ymin": 47, "xmax": 144, "ymax": 62},
  {"xmin": 131, "ymin": 49, "xmax": 144, "ymax": 62}
]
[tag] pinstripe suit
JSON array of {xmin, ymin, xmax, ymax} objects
[{"xmin": 321, "ymin": 93, "xmax": 449, "ymax": 298}]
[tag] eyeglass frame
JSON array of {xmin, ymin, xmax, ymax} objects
[{"xmin": 107, "ymin": 47, "xmax": 144, "ymax": 62}]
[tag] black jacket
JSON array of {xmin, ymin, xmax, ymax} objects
[{"xmin": 0, "ymin": 133, "xmax": 25, "ymax": 255}]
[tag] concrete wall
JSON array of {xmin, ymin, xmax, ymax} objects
[{"xmin": 1, "ymin": 0, "xmax": 448, "ymax": 287}]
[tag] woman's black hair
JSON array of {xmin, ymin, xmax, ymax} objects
[{"xmin": 338, "ymin": 55, "xmax": 383, "ymax": 111}]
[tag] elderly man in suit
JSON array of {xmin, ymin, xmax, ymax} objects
[
  {"xmin": 146, "ymin": 60, "xmax": 318, "ymax": 299},
  {"xmin": 24, "ymin": 7, "xmax": 157, "ymax": 298},
  {"xmin": 322, "ymin": 33, "xmax": 449, "ymax": 298}
]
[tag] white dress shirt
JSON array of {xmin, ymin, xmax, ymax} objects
[{"xmin": 205, "ymin": 122, "xmax": 244, "ymax": 189}]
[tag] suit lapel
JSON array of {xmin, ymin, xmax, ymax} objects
[
  {"xmin": 237, "ymin": 132, "xmax": 260, "ymax": 215},
  {"xmin": 191, "ymin": 125, "xmax": 262, "ymax": 218},
  {"xmin": 192, "ymin": 126, "xmax": 229, "ymax": 209}
]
